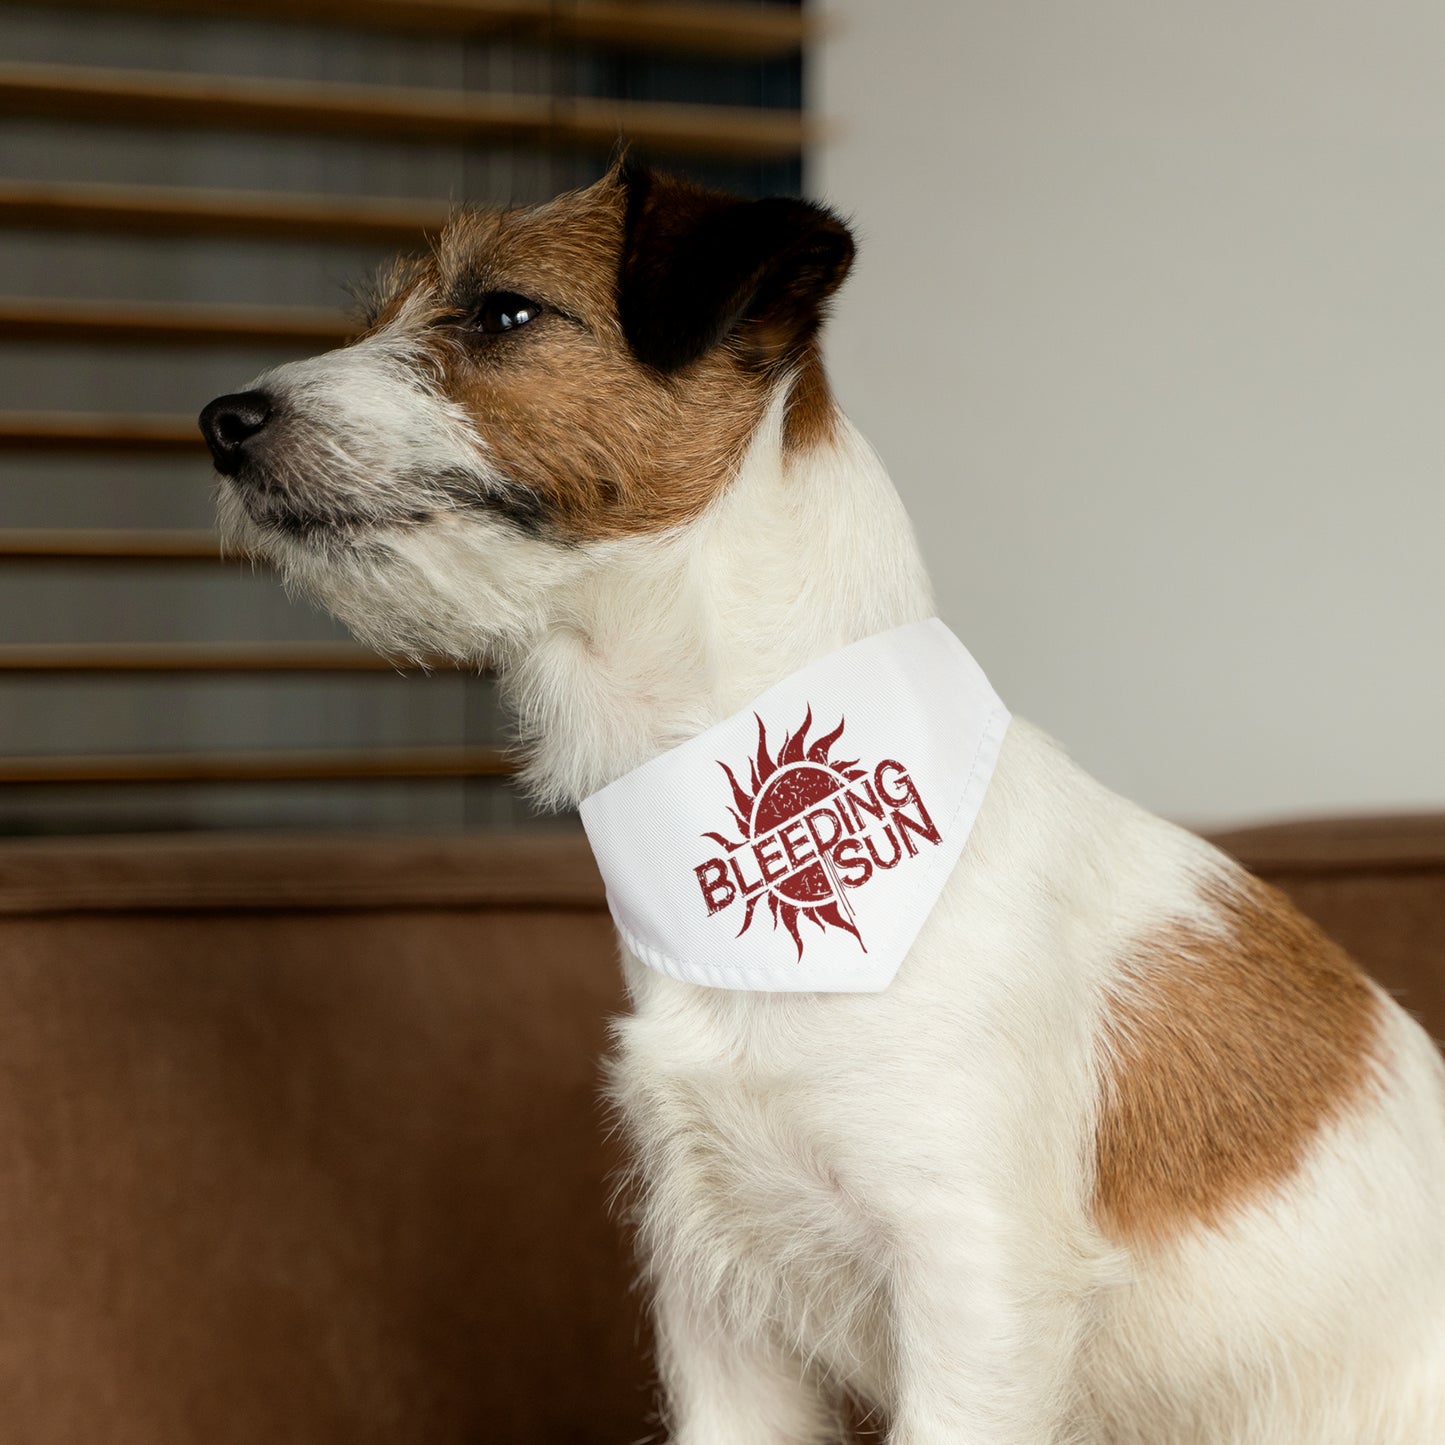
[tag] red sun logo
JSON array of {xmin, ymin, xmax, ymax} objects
[{"xmin": 702, "ymin": 708, "xmax": 867, "ymax": 958}]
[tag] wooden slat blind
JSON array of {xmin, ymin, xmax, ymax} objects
[{"xmin": 0, "ymin": 0, "xmax": 808, "ymax": 811}]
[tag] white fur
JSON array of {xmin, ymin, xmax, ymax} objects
[{"xmin": 220, "ymin": 349, "xmax": 1445, "ymax": 1444}]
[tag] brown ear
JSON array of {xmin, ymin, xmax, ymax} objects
[{"xmin": 617, "ymin": 162, "xmax": 855, "ymax": 374}]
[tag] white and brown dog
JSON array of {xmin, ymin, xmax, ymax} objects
[{"xmin": 201, "ymin": 164, "xmax": 1445, "ymax": 1444}]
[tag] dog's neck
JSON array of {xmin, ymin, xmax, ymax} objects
[{"xmin": 503, "ymin": 392, "xmax": 936, "ymax": 809}]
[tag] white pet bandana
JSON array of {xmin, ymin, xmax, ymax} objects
[{"xmin": 579, "ymin": 619, "xmax": 1010, "ymax": 993}]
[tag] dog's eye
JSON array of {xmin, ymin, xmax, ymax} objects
[{"xmin": 472, "ymin": 291, "xmax": 543, "ymax": 334}]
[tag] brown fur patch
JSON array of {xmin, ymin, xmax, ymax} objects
[
  {"xmin": 371, "ymin": 180, "xmax": 741, "ymax": 541},
  {"xmin": 364, "ymin": 171, "xmax": 845, "ymax": 542},
  {"xmin": 1093, "ymin": 872, "xmax": 1382, "ymax": 1247},
  {"xmin": 782, "ymin": 344, "xmax": 840, "ymax": 455}
]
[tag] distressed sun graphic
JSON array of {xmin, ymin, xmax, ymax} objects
[{"xmin": 704, "ymin": 707, "xmax": 868, "ymax": 958}]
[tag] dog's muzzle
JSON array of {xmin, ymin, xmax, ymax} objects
[{"xmin": 199, "ymin": 390, "xmax": 273, "ymax": 476}]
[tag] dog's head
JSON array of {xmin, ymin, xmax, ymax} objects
[{"xmin": 200, "ymin": 163, "xmax": 854, "ymax": 661}]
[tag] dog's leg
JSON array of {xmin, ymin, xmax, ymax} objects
[
  {"xmin": 882, "ymin": 1215, "xmax": 1094, "ymax": 1445},
  {"xmin": 654, "ymin": 1276, "xmax": 843, "ymax": 1445}
]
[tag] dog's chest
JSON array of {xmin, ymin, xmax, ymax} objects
[{"xmin": 613, "ymin": 988, "xmax": 891, "ymax": 1386}]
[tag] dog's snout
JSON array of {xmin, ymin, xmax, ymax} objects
[{"xmin": 199, "ymin": 390, "xmax": 273, "ymax": 475}]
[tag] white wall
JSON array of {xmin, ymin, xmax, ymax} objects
[{"xmin": 813, "ymin": 1, "xmax": 1445, "ymax": 827}]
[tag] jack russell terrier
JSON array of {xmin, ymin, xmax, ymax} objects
[{"xmin": 200, "ymin": 162, "xmax": 1445, "ymax": 1444}]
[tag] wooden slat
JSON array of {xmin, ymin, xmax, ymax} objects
[
  {"xmin": 0, "ymin": 0, "xmax": 810, "ymax": 58},
  {"xmin": 0, "ymin": 643, "xmax": 424, "ymax": 672},
  {"xmin": 0, "ymin": 529, "xmax": 227, "ymax": 561},
  {"xmin": 0, "ymin": 179, "xmax": 449, "ymax": 245},
  {"xmin": 0, "ymin": 412, "xmax": 202, "ymax": 452},
  {"xmin": 0, "ymin": 296, "xmax": 353, "ymax": 348},
  {"xmin": 0, "ymin": 745, "xmax": 512, "ymax": 783},
  {"xmin": 543, "ymin": 0, "xmax": 809, "ymax": 58},
  {"xmin": 0, "ymin": 62, "xmax": 810, "ymax": 162}
]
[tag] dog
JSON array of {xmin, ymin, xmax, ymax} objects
[{"xmin": 200, "ymin": 162, "xmax": 1445, "ymax": 1444}]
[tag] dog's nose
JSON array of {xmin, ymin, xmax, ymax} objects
[{"xmin": 199, "ymin": 390, "xmax": 273, "ymax": 475}]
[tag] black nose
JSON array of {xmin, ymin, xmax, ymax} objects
[{"xmin": 199, "ymin": 390, "xmax": 272, "ymax": 475}]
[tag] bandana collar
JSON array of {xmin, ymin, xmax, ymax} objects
[{"xmin": 579, "ymin": 619, "xmax": 1010, "ymax": 993}]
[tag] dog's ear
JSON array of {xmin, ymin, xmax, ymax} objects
[{"xmin": 617, "ymin": 162, "xmax": 855, "ymax": 374}]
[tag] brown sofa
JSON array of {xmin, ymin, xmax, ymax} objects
[{"xmin": 0, "ymin": 818, "xmax": 1441, "ymax": 1443}]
